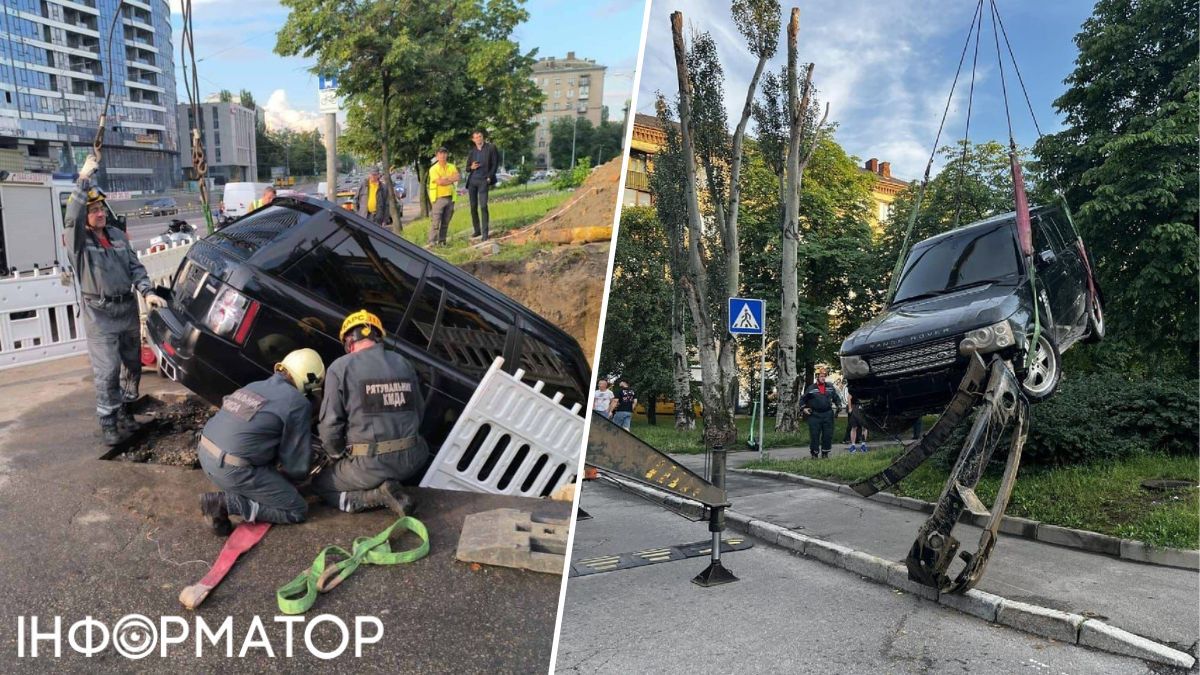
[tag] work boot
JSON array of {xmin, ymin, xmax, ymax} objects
[
  {"xmin": 200, "ymin": 492, "xmax": 233, "ymax": 537},
  {"xmin": 810, "ymin": 451, "xmax": 819, "ymax": 459},
  {"xmin": 821, "ymin": 451, "xmax": 830, "ymax": 459},
  {"xmin": 116, "ymin": 403, "xmax": 142, "ymax": 435},
  {"xmin": 99, "ymin": 414, "xmax": 125, "ymax": 446},
  {"xmin": 344, "ymin": 481, "xmax": 415, "ymax": 517}
]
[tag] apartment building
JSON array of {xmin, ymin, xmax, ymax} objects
[
  {"xmin": 176, "ymin": 100, "xmax": 257, "ymax": 182},
  {"xmin": 530, "ymin": 51, "xmax": 605, "ymax": 169}
]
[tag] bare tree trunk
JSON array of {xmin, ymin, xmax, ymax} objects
[
  {"xmin": 671, "ymin": 11, "xmax": 735, "ymax": 449},
  {"xmin": 670, "ymin": 285, "xmax": 695, "ymax": 430},
  {"xmin": 379, "ymin": 74, "xmax": 403, "ymax": 237},
  {"xmin": 777, "ymin": 10, "xmax": 806, "ymax": 432},
  {"xmin": 414, "ymin": 156, "xmax": 430, "ymax": 218}
]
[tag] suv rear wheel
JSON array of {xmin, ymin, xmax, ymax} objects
[
  {"xmin": 1020, "ymin": 333, "xmax": 1060, "ymax": 401},
  {"xmin": 1084, "ymin": 293, "xmax": 1104, "ymax": 343}
]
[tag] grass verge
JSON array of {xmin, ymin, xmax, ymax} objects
[
  {"xmin": 626, "ymin": 413, "xmax": 933, "ymax": 455},
  {"xmin": 744, "ymin": 449, "xmax": 1199, "ymax": 549},
  {"xmin": 402, "ymin": 191, "xmax": 570, "ymax": 264}
]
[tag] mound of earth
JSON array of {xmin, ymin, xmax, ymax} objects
[
  {"xmin": 462, "ymin": 242, "xmax": 608, "ymax": 361},
  {"xmin": 508, "ymin": 157, "xmax": 621, "ymax": 245}
]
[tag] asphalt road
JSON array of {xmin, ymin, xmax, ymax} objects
[
  {"xmin": 0, "ymin": 356, "xmax": 563, "ymax": 673},
  {"xmin": 554, "ymin": 482, "xmax": 1157, "ymax": 674}
]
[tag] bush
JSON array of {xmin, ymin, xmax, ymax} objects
[
  {"xmin": 1023, "ymin": 373, "xmax": 1198, "ymax": 465},
  {"xmin": 551, "ymin": 157, "xmax": 590, "ymax": 190}
]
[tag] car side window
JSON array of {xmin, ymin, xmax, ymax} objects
[
  {"xmin": 402, "ymin": 280, "xmax": 443, "ymax": 350},
  {"xmin": 279, "ymin": 226, "xmax": 426, "ymax": 332},
  {"xmin": 431, "ymin": 290, "xmax": 512, "ymax": 378},
  {"xmin": 242, "ymin": 305, "xmax": 342, "ymax": 373},
  {"xmin": 1035, "ymin": 211, "xmax": 1069, "ymax": 254}
]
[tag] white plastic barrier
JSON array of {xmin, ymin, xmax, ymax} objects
[
  {"xmin": 0, "ymin": 240, "xmax": 193, "ymax": 371},
  {"xmin": 0, "ymin": 267, "xmax": 86, "ymax": 369},
  {"xmin": 420, "ymin": 356, "xmax": 584, "ymax": 498}
]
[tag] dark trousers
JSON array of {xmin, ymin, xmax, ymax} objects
[
  {"xmin": 199, "ymin": 451, "xmax": 307, "ymax": 524},
  {"xmin": 808, "ymin": 411, "xmax": 834, "ymax": 455},
  {"xmin": 82, "ymin": 297, "xmax": 141, "ymax": 419},
  {"xmin": 313, "ymin": 444, "xmax": 429, "ymax": 511},
  {"xmin": 468, "ymin": 179, "xmax": 490, "ymax": 239}
]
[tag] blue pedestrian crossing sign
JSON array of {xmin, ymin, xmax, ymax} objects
[{"xmin": 728, "ymin": 297, "xmax": 765, "ymax": 335}]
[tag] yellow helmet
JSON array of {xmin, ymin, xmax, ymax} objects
[
  {"xmin": 339, "ymin": 309, "xmax": 384, "ymax": 341},
  {"xmin": 85, "ymin": 188, "xmax": 107, "ymax": 208},
  {"xmin": 274, "ymin": 348, "xmax": 325, "ymax": 393}
]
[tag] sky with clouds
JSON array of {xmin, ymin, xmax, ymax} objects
[
  {"xmin": 635, "ymin": 0, "xmax": 1096, "ymax": 180},
  {"xmin": 167, "ymin": 0, "xmax": 646, "ymax": 133}
]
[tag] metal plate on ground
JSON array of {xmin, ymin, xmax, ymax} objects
[{"xmin": 570, "ymin": 538, "xmax": 753, "ymax": 577}]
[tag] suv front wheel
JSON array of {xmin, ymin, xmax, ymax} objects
[
  {"xmin": 1084, "ymin": 293, "xmax": 1105, "ymax": 343},
  {"xmin": 1020, "ymin": 333, "xmax": 1060, "ymax": 401}
]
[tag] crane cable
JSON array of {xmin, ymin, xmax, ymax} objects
[
  {"xmin": 180, "ymin": 0, "xmax": 215, "ymax": 235},
  {"xmin": 90, "ymin": 1, "xmax": 126, "ymax": 163}
]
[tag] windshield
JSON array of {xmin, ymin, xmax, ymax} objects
[{"xmin": 892, "ymin": 222, "xmax": 1021, "ymax": 304}]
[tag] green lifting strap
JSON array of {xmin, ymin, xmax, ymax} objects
[{"xmin": 277, "ymin": 515, "xmax": 430, "ymax": 615}]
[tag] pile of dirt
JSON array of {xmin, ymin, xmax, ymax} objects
[
  {"xmin": 109, "ymin": 395, "xmax": 215, "ymax": 467},
  {"xmin": 462, "ymin": 242, "xmax": 608, "ymax": 360},
  {"xmin": 507, "ymin": 156, "xmax": 621, "ymax": 245}
]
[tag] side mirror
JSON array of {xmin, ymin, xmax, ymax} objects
[{"xmin": 1035, "ymin": 249, "xmax": 1057, "ymax": 268}]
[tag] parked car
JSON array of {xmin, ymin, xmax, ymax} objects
[
  {"xmin": 839, "ymin": 204, "xmax": 1103, "ymax": 432},
  {"xmin": 139, "ymin": 197, "xmax": 179, "ymax": 217},
  {"xmin": 146, "ymin": 195, "xmax": 590, "ymax": 454}
]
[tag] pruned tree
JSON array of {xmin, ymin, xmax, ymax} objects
[{"xmin": 665, "ymin": 2, "xmax": 780, "ymax": 448}]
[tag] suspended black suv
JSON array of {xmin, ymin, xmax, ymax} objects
[
  {"xmin": 146, "ymin": 196, "xmax": 590, "ymax": 450},
  {"xmin": 840, "ymin": 204, "xmax": 1103, "ymax": 432}
]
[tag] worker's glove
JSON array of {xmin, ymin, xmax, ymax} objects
[
  {"xmin": 144, "ymin": 292, "xmax": 167, "ymax": 310},
  {"xmin": 79, "ymin": 154, "xmax": 99, "ymax": 180}
]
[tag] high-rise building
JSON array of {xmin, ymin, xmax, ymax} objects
[
  {"xmin": 176, "ymin": 100, "xmax": 257, "ymax": 183},
  {"xmin": 0, "ymin": 0, "xmax": 178, "ymax": 192},
  {"xmin": 530, "ymin": 51, "xmax": 605, "ymax": 169}
]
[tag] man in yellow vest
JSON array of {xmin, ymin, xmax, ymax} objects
[
  {"xmin": 427, "ymin": 146, "xmax": 459, "ymax": 246},
  {"xmin": 251, "ymin": 186, "xmax": 275, "ymax": 210},
  {"xmin": 354, "ymin": 167, "xmax": 391, "ymax": 227}
]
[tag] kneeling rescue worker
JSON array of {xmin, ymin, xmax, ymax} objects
[
  {"xmin": 313, "ymin": 310, "xmax": 426, "ymax": 517},
  {"xmin": 198, "ymin": 348, "xmax": 325, "ymax": 535},
  {"xmin": 66, "ymin": 154, "xmax": 167, "ymax": 445}
]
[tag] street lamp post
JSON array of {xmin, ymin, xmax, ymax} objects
[{"xmin": 570, "ymin": 114, "xmax": 579, "ymax": 170}]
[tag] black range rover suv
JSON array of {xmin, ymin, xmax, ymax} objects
[
  {"xmin": 840, "ymin": 204, "xmax": 1103, "ymax": 432},
  {"xmin": 146, "ymin": 195, "xmax": 590, "ymax": 450}
]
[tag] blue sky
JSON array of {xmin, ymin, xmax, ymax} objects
[
  {"xmin": 635, "ymin": 0, "xmax": 1097, "ymax": 179},
  {"xmin": 168, "ymin": 0, "xmax": 646, "ymax": 131}
]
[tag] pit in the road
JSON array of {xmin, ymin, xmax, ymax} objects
[{"xmin": 100, "ymin": 395, "xmax": 215, "ymax": 467}]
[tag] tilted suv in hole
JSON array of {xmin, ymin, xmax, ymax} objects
[
  {"xmin": 840, "ymin": 204, "xmax": 1103, "ymax": 433},
  {"xmin": 147, "ymin": 196, "xmax": 590, "ymax": 461}
]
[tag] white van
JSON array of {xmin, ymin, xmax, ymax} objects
[{"xmin": 221, "ymin": 182, "xmax": 272, "ymax": 220}]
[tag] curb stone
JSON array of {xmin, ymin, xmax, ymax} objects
[
  {"xmin": 996, "ymin": 598, "xmax": 1083, "ymax": 643},
  {"xmin": 733, "ymin": 468, "xmax": 1199, "ymax": 570},
  {"xmin": 602, "ymin": 473, "xmax": 1196, "ymax": 668}
]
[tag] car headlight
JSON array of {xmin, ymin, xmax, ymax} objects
[
  {"xmin": 840, "ymin": 354, "xmax": 870, "ymax": 378},
  {"xmin": 959, "ymin": 321, "xmax": 1016, "ymax": 355}
]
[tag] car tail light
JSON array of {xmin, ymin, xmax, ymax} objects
[{"xmin": 205, "ymin": 286, "xmax": 260, "ymax": 344}]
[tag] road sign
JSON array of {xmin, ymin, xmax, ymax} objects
[
  {"xmin": 728, "ymin": 297, "xmax": 764, "ymax": 335},
  {"xmin": 318, "ymin": 75, "xmax": 339, "ymax": 113}
]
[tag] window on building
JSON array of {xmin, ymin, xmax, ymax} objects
[{"xmin": 553, "ymin": 89, "xmax": 560, "ymax": 98}]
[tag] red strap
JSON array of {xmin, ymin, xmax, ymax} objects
[{"xmin": 197, "ymin": 521, "xmax": 271, "ymax": 587}]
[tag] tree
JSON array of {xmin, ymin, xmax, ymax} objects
[
  {"xmin": 548, "ymin": 116, "xmax": 594, "ymax": 170},
  {"xmin": 281, "ymin": 1, "xmax": 544, "ymax": 219},
  {"xmin": 218, "ymin": 89, "xmax": 233, "ymax": 102},
  {"xmin": 598, "ymin": 207, "xmax": 675, "ymax": 423},
  {"xmin": 664, "ymin": 1, "xmax": 780, "ymax": 448},
  {"xmin": 1033, "ymin": 0, "xmax": 1198, "ymax": 375},
  {"xmin": 239, "ymin": 89, "xmax": 256, "ymax": 110}
]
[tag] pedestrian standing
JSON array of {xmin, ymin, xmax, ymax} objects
[
  {"xmin": 801, "ymin": 369, "xmax": 842, "ymax": 459},
  {"xmin": 427, "ymin": 147, "xmax": 460, "ymax": 246},
  {"xmin": 66, "ymin": 154, "xmax": 167, "ymax": 445},
  {"xmin": 253, "ymin": 185, "xmax": 275, "ymax": 210},
  {"xmin": 846, "ymin": 394, "xmax": 869, "ymax": 453},
  {"xmin": 592, "ymin": 379, "xmax": 615, "ymax": 420},
  {"xmin": 355, "ymin": 167, "xmax": 391, "ymax": 228},
  {"xmin": 610, "ymin": 379, "xmax": 638, "ymax": 431},
  {"xmin": 197, "ymin": 349, "xmax": 325, "ymax": 534},
  {"xmin": 466, "ymin": 129, "xmax": 500, "ymax": 241}
]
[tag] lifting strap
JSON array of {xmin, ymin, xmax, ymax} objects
[{"xmin": 276, "ymin": 515, "xmax": 430, "ymax": 615}]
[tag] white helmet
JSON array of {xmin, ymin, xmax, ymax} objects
[{"xmin": 275, "ymin": 348, "xmax": 325, "ymax": 393}]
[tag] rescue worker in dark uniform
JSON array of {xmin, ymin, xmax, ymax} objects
[
  {"xmin": 65, "ymin": 154, "xmax": 167, "ymax": 445},
  {"xmin": 801, "ymin": 369, "xmax": 843, "ymax": 459},
  {"xmin": 198, "ymin": 348, "xmax": 325, "ymax": 535},
  {"xmin": 314, "ymin": 310, "xmax": 426, "ymax": 516}
]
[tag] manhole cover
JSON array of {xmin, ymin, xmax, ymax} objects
[
  {"xmin": 1140, "ymin": 479, "xmax": 1197, "ymax": 491},
  {"xmin": 100, "ymin": 395, "xmax": 215, "ymax": 467}
]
